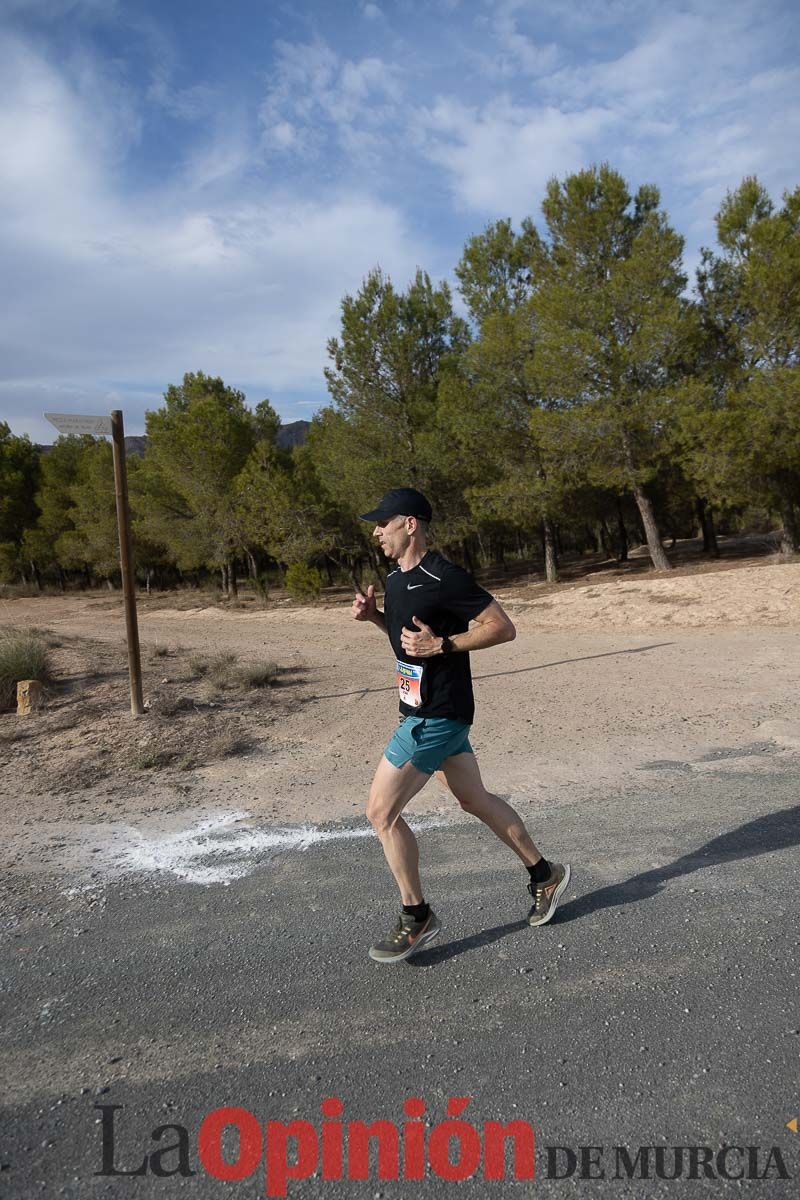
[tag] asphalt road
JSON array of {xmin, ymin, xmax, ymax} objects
[{"xmin": 3, "ymin": 764, "xmax": 799, "ymax": 1199}]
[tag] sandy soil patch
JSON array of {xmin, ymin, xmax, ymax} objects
[
  {"xmin": 502, "ymin": 561, "xmax": 800, "ymax": 630},
  {"xmin": 1, "ymin": 557, "xmax": 798, "ymax": 890}
]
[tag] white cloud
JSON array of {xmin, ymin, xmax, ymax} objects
[
  {"xmin": 2, "ymin": 0, "xmax": 799, "ymax": 442},
  {"xmin": 416, "ymin": 95, "xmax": 616, "ymax": 218},
  {"xmin": 417, "ymin": 0, "xmax": 800, "ymax": 242},
  {"xmin": 0, "ymin": 32, "xmax": 434, "ymax": 437},
  {"xmin": 476, "ymin": 0, "xmax": 561, "ymax": 78},
  {"xmin": 259, "ymin": 37, "xmax": 403, "ymax": 163}
]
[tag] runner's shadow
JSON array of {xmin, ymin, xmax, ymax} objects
[
  {"xmin": 407, "ymin": 919, "xmax": 529, "ymax": 966},
  {"xmin": 472, "ymin": 642, "xmax": 674, "ymax": 682},
  {"xmin": 555, "ymin": 803, "xmax": 800, "ymax": 926},
  {"xmin": 309, "ymin": 643, "xmax": 674, "ymax": 702}
]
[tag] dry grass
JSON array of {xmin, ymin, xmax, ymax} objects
[
  {"xmin": 0, "ymin": 628, "xmax": 55, "ymax": 711},
  {"xmin": 0, "ymin": 632, "xmax": 290, "ymax": 793},
  {"xmin": 126, "ymin": 721, "xmax": 254, "ymax": 772},
  {"xmin": 188, "ymin": 652, "xmax": 279, "ymax": 691},
  {"xmin": 128, "ymin": 728, "xmax": 252, "ymax": 772},
  {"xmin": 647, "ymin": 593, "xmax": 698, "ymax": 606}
]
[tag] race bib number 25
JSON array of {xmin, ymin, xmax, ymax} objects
[{"xmin": 396, "ymin": 660, "xmax": 423, "ymax": 707}]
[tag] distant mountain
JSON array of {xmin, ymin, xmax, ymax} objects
[
  {"xmin": 36, "ymin": 435, "xmax": 147, "ymax": 457},
  {"xmin": 276, "ymin": 420, "xmax": 310, "ymax": 448},
  {"xmin": 123, "ymin": 436, "xmax": 148, "ymax": 458},
  {"xmin": 36, "ymin": 419, "xmax": 311, "ymax": 458}
]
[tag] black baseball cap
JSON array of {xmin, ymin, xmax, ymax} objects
[{"xmin": 359, "ymin": 487, "xmax": 433, "ymax": 523}]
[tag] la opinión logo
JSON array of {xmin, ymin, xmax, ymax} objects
[{"xmin": 95, "ymin": 1097, "xmax": 535, "ymax": 1195}]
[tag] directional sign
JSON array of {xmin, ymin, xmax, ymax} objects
[{"xmin": 44, "ymin": 412, "xmax": 112, "ymax": 436}]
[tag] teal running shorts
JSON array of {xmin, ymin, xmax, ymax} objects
[{"xmin": 383, "ymin": 715, "xmax": 473, "ymax": 775}]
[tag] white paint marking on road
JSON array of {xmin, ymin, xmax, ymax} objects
[{"xmin": 65, "ymin": 810, "xmax": 449, "ymax": 887}]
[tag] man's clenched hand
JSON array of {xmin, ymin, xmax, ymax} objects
[
  {"xmin": 400, "ymin": 615, "xmax": 443, "ymax": 657},
  {"xmin": 352, "ymin": 584, "xmax": 377, "ymax": 622}
]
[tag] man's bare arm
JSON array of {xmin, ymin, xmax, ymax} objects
[
  {"xmin": 369, "ymin": 609, "xmax": 388, "ymax": 633},
  {"xmin": 454, "ymin": 599, "xmax": 516, "ymax": 651},
  {"xmin": 399, "ymin": 599, "xmax": 515, "ymax": 657}
]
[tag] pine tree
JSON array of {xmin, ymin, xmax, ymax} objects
[
  {"xmin": 318, "ymin": 268, "xmax": 471, "ymax": 548},
  {"xmin": 530, "ymin": 165, "xmax": 690, "ymax": 570},
  {"xmin": 0, "ymin": 423, "xmax": 40, "ymax": 583},
  {"xmin": 446, "ymin": 218, "xmax": 566, "ymax": 580},
  {"xmin": 694, "ymin": 178, "xmax": 800, "ymax": 551},
  {"xmin": 136, "ymin": 372, "xmax": 279, "ymax": 592},
  {"xmin": 55, "ymin": 441, "xmax": 119, "ymax": 581}
]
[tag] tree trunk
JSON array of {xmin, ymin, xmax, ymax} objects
[
  {"xmin": 541, "ymin": 518, "xmax": 558, "ymax": 582},
  {"xmin": 58, "ymin": 565, "xmax": 66, "ymax": 592},
  {"xmin": 324, "ymin": 556, "xmax": 334, "ymax": 586},
  {"xmin": 706, "ymin": 506, "xmax": 720, "ymax": 557},
  {"xmin": 370, "ymin": 546, "xmax": 387, "ymax": 587},
  {"xmin": 614, "ymin": 500, "xmax": 629, "ymax": 562},
  {"xmin": 620, "ymin": 430, "xmax": 670, "ymax": 568},
  {"xmin": 461, "ymin": 539, "xmax": 475, "ymax": 572},
  {"xmin": 695, "ymin": 498, "xmax": 719, "ymax": 557},
  {"xmin": 598, "ymin": 520, "xmax": 614, "ymax": 560},
  {"xmin": 780, "ymin": 499, "xmax": 800, "ymax": 554},
  {"xmin": 631, "ymin": 481, "xmax": 671, "ymax": 569},
  {"xmin": 228, "ymin": 560, "xmax": 238, "ymax": 599},
  {"xmin": 221, "ymin": 564, "xmax": 228, "ymax": 595},
  {"xmin": 30, "ymin": 560, "xmax": 41, "ymax": 590},
  {"xmin": 247, "ymin": 550, "xmax": 258, "ymax": 580}
]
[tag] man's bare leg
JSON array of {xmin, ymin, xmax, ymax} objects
[
  {"xmin": 435, "ymin": 751, "xmax": 542, "ymax": 866},
  {"xmin": 366, "ymin": 755, "xmax": 431, "ymax": 904}
]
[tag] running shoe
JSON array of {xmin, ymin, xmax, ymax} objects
[
  {"xmin": 368, "ymin": 909, "xmax": 441, "ymax": 963},
  {"xmin": 527, "ymin": 863, "xmax": 571, "ymax": 926}
]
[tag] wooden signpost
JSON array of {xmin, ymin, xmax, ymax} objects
[{"xmin": 44, "ymin": 410, "xmax": 145, "ymax": 716}]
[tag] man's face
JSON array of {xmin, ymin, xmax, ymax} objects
[{"xmin": 373, "ymin": 514, "xmax": 411, "ymax": 559}]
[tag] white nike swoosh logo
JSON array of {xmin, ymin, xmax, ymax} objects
[{"xmin": 407, "ymin": 583, "xmax": 423, "ymax": 590}]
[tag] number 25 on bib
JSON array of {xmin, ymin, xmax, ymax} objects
[{"xmin": 396, "ymin": 660, "xmax": 423, "ymax": 708}]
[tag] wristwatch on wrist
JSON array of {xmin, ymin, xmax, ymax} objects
[{"xmin": 440, "ymin": 636, "xmax": 454, "ymax": 654}]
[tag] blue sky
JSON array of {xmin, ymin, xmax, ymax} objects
[{"xmin": 2, "ymin": 0, "xmax": 798, "ymax": 442}]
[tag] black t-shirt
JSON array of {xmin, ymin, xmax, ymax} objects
[{"xmin": 382, "ymin": 549, "xmax": 494, "ymax": 724}]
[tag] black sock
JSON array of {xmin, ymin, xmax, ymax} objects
[
  {"xmin": 402, "ymin": 901, "xmax": 429, "ymax": 923},
  {"xmin": 527, "ymin": 857, "xmax": 550, "ymax": 885}
]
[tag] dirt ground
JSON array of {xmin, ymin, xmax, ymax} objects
[{"xmin": 1, "ymin": 548, "xmax": 799, "ymax": 888}]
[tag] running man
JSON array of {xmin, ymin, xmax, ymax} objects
[{"xmin": 353, "ymin": 487, "xmax": 571, "ymax": 963}]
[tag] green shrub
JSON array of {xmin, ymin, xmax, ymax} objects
[
  {"xmin": 285, "ymin": 562, "xmax": 324, "ymax": 601},
  {"xmin": 0, "ymin": 629, "xmax": 54, "ymax": 711}
]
